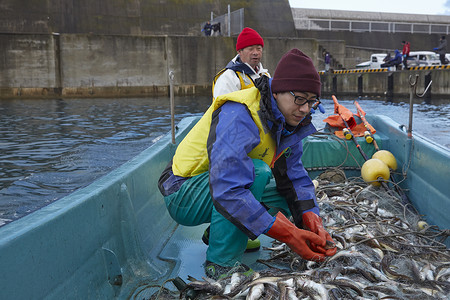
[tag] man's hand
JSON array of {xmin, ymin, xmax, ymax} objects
[
  {"xmin": 302, "ymin": 211, "xmax": 337, "ymax": 256},
  {"xmin": 266, "ymin": 212, "xmax": 328, "ymax": 261}
]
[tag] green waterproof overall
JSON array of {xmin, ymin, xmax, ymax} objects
[{"xmin": 163, "ymin": 159, "xmax": 290, "ymax": 267}]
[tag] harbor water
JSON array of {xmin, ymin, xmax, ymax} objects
[{"xmin": 1, "ymin": 96, "xmax": 449, "ymax": 226}]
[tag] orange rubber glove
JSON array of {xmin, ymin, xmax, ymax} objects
[
  {"xmin": 266, "ymin": 212, "xmax": 327, "ymax": 261},
  {"xmin": 302, "ymin": 211, "xmax": 337, "ymax": 256}
]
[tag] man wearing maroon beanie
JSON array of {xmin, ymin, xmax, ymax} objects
[
  {"xmin": 212, "ymin": 27, "xmax": 270, "ymax": 98},
  {"xmin": 159, "ymin": 48, "xmax": 336, "ymax": 280}
]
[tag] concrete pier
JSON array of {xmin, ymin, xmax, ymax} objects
[
  {"xmin": 0, "ymin": 33, "xmax": 319, "ymax": 99},
  {"xmin": 1, "ymin": 0, "xmax": 449, "ymax": 101},
  {"xmin": 1, "ymin": 33, "xmax": 449, "ymax": 101}
]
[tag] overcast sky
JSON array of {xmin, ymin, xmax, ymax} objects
[{"xmin": 289, "ymin": 0, "xmax": 450, "ymax": 15}]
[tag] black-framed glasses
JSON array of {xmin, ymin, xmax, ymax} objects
[{"xmin": 289, "ymin": 91, "xmax": 320, "ymax": 108}]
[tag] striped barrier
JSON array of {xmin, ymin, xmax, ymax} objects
[
  {"xmin": 319, "ymin": 64, "xmax": 450, "ymax": 75},
  {"xmin": 319, "ymin": 69, "xmax": 388, "ymax": 75},
  {"xmin": 407, "ymin": 65, "xmax": 450, "ymax": 71}
]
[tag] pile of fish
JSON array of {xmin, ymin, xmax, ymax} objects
[{"xmin": 155, "ymin": 169, "xmax": 450, "ymax": 299}]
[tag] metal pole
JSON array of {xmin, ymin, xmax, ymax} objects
[
  {"xmin": 407, "ymin": 80, "xmax": 414, "ymax": 139},
  {"xmin": 240, "ymin": 8, "xmax": 243, "ymax": 32},
  {"xmin": 228, "ymin": 4, "xmax": 231, "ymax": 37},
  {"xmin": 169, "ymin": 71, "xmax": 175, "ymax": 144}
]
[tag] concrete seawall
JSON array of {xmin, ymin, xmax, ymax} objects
[
  {"xmin": 1, "ymin": 33, "xmax": 449, "ymax": 101},
  {"xmin": 0, "ymin": 33, "xmax": 319, "ymax": 99}
]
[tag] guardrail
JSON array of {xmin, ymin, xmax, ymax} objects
[{"xmin": 295, "ymin": 18, "xmax": 450, "ymax": 34}]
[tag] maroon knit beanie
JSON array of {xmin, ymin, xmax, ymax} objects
[
  {"xmin": 236, "ymin": 27, "xmax": 264, "ymax": 51},
  {"xmin": 271, "ymin": 49, "xmax": 321, "ymax": 97}
]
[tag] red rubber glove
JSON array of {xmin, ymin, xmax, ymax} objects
[
  {"xmin": 266, "ymin": 212, "xmax": 327, "ymax": 261},
  {"xmin": 302, "ymin": 211, "xmax": 337, "ymax": 256}
]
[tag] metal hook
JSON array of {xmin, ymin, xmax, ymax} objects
[
  {"xmin": 408, "ymin": 74, "xmax": 419, "ymax": 86},
  {"xmin": 407, "ymin": 74, "xmax": 432, "ymax": 139},
  {"xmin": 418, "ymin": 80, "xmax": 432, "ymax": 98},
  {"xmin": 408, "ymin": 74, "xmax": 432, "ymax": 98}
]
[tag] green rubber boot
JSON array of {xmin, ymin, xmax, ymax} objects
[
  {"xmin": 204, "ymin": 260, "xmax": 254, "ymax": 280},
  {"xmin": 202, "ymin": 226, "xmax": 261, "ymax": 252}
]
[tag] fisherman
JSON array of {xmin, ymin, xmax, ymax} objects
[
  {"xmin": 210, "ymin": 27, "xmax": 271, "ymax": 253},
  {"xmin": 401, "ymin": 40, "xmax": 411, "ymax": 69},
  {"xmin": 380, "ymin": 49, "xmax": 402, "ymax": 69},
  {"xmin": 212, "ymin": 27, "xmax": 270, "ymax": 98},
  {"xmin": 202, "ymin": 21, "xmax": 212, "ymax": 36},
  {"xmin": 158, "ymin": 48, "xmax": 337, "ymax": 280},
  {"xmin": 433, "ymin": 35, "xmax": 448, "ymax": 65}
]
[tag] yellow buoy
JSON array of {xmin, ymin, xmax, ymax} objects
[
  {"xmin": 364, "ymin": 131, "xmax": 373, "ymax": 143},
  {"xmin": 361, "ymin": 158, "xmax": 390, "ymax": 186},
  {"xmin": 372, "ymin": 150, "xmax": 397, "ymax": 171},
  {"xmin": 343, "ymin": 128, "xmax": 352, "ymax": 140}
]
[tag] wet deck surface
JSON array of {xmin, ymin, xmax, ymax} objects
[
  {"xmin": 161, "ymin": 223, "xmax": 277, "ymax": 282},
  {"xmin": 128, "ymin": 223, "xmax": 281, "ymax": 298}
]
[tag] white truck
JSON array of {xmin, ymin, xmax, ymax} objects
[
  {"xmin": 356, "ymin": 51, "xmax": 442, "ymax": 69},
  {"xmin": 406, "ymin": 51, "xmax": 441, "ymax": 67},
  {"xmin": 355, "ymin": 53, "xmax": 389, "ymax": 69}
]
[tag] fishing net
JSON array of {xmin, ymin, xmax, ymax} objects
[{"xmin": 154, "ymin": 167, "xmax": 450, "ymax": 299}]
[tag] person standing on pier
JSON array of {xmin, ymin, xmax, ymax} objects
[
  {"xmin": 402, "ymin": 40, "xmax": 411, "ymax": 69},
  {"xmin": 158, "ymin": 49, "xmax": 337, "ymax": 280},
  {"xmin": 434, "ymin": 35, "xmax": 448, "ymax": 65},
  {"xmin": 324, "ymin": 52, "xmax": 331, "ymax": 72},
  {"xmin": 202, "ymin": 21, "xmax": 212, "ymax": 36},
  {"xmin": 212, "ymin": 27, "xmax": 270, "ymax": 98}
]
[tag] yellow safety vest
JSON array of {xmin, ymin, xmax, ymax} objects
[
  {"xmin": 172, "ymin": 87, "xmax": 276, "ymax": 177},
  {"xmin": 212, "ymin": 68, "xmax": 256, "ymax": 95}
]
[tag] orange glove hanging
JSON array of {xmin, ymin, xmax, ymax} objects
[
  {"xmin": 266, "ymin": 212, "xmax": 327, "ymax": 261},
  {"xmin": 302, "ymin": 211, "xmax": 337, "ymax": 256}
]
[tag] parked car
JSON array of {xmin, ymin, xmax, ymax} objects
[
  {"xmin": 355, "ymin": 53, "xmax": 388, "ymax": 69},
  {"xmin": 406, "ymin": 51, "xmax": 441, "ymax": 67}
]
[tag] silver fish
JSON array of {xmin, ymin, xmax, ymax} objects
[
  {"xmin": 296, "ymin": 276, "xmax": 329, "ymax": 300},
  {"xmin": 246, "ymin": 283, "xmax": 264, "ymax": 300}
]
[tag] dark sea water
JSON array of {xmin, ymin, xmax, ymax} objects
[{"xmin": 1, "ymin": 96, "xmax": 449, "ymax": 226}]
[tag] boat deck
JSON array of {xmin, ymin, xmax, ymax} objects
[{"xmin": 129, "ymin": 223, "xmax": 281, "ymax": 297}]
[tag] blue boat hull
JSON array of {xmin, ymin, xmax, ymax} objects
[
  {"xmin": 0, "ymin": 115, "xmax": 448, "ymax": 299},
  {"xmin": 367, "ymin": 115, "xmax": 450, "ymax": 232}
]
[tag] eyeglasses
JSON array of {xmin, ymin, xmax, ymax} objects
[{"xmin": 289, "ymin": 91, "xmax": 320, "ymax": 108}]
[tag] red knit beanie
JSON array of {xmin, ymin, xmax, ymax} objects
[
  {"xmin": 271, "ymin": 49, "xmax": 321, "ymax": 97},
  {"xmin": 236, "ymin": 27, "xmax": 264, "ymax": 51}
]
